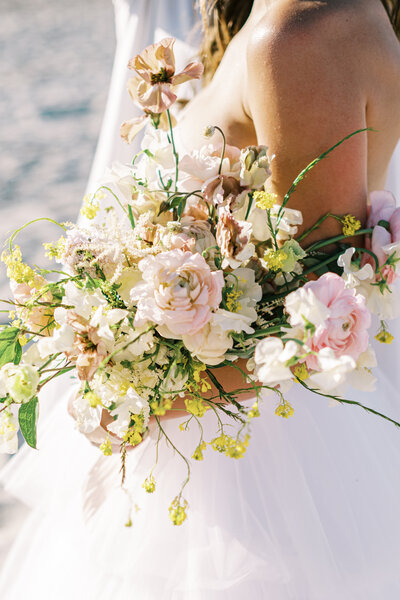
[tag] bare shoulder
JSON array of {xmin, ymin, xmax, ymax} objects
[{"xmin": 247, "ymin": 0, "xmax": 400, "ymax": 85}]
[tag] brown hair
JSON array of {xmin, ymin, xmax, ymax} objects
[{"xmin": 199, "ymin": 0, "xmax": 400, "ymax": 82}]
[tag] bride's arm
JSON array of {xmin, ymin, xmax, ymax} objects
[{"xmin": 246, "ymin": 3, "xmax": 368, "ymax": 245}]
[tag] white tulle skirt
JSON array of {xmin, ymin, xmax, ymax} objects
[{"xmin": 1, "ymin": 330, "xmax": 400, "ymax": 599}]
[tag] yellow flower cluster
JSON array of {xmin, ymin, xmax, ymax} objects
[
  {"xmin": 1, "ymin": 246, "xmax": 38, "ymax": 286},
  {"xmin": 43, "ymin": 237, "xmax": 66, "ymax": 261},
  {"xmin": 100, "ymin": 437, "xmax": 113, "ymax": 456},
  {"xmin": 123, "ymin": 428, "xmax": 143, "ymax": 446},
  {"xmin": 254, "ymin": 191, "xmax": 277, "ymax": 211},
  {"xmin": 84, "ymin": 391, "xmax": 102, "ymax": 408},
  {"xmin": 225, "ymin": 289, "xmax": 243, "ymax": 312},
  {"xmin": 80, "ymin": 194, "xmax": 100, "ymax": 220},
  {"xmin": 192, "ymin": 441, "xmax": 206, "ymax": 461},
  {"xmin": 263, "ymin": 248, "xmax": 288, "ymax": 272},
  {"xmin": 294, "ymin": 363, "xmax": 309, "ymax": 381},
  {"xmin": 185, "ymin": 397, "xmax": 209, "ymax": 417},
  {"xmin": 150, "ymin": 396, "xmax": 173, "ymax": 415},
  {"xmin": 211, "ymin": 433, "xmax": 250, "ymax": 459},
  {"xmin": 169, "ymin": 496, "xmax": 188, "ymax": 526},
  {"xmin": 341, "ymin": 214, "xmax": 361, "ymax": 237},
  {"xmin": 143, "ymin": 474, "xmax": 156, "ymax": 493},
  {"xmin": 248, "ymin": 402, "xmax": 260, "ymax": 419},
  {"xmin": 375, "ymin": 329, "xmax": 394, "ymax": 344},
  {"xmin": 275, "ymin": 399, "xmax": 294, "ymax": 418}
]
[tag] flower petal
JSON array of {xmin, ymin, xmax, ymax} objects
[
  {"xmin": 120, "ymin": 115, "xmax": 148, "ymax": 143},
  {"xmin": 171, "ymin": 62, "xmax": 204, "ymax": 85}
]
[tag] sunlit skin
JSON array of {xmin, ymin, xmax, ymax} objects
[{"xmin": 93, "ymin": 0, "xmax": 400, "ymax": 440}]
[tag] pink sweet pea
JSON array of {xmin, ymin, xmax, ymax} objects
[
  {"xmin": 363, "ymin": 190, "xmax": 400, "ymax": 280},
  {"xmin": 303, "ymin": 273, "xmax": 371, "ymax": 370},
  {"xmin": 126, "ymin": 38, "xmax": 203, "ymax": 114}
]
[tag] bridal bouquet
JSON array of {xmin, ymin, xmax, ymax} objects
[{"xmin": 1, "ymin": 38, "xmax": 400, "ymax": 525}]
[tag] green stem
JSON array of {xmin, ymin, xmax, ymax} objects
[
  {"xmin": 296, "ymin": 377, "xmax": 400, "ymax": 429},
  {"xmin": 214, "ymin": 126, "xmax": 226, "ymax": 175},
  {"xmin": 8, "ymin": 218, "xmax": 67, "ymax": 252},
  {"xmin": 166, "ymin": 109, "xmax": 179, "ymax": 194},
  {"xmin": 305, "ymin": 228, "xmax": 372, "ymax": 253},
  {"xmin": 276, "ymin": 128, "xmax": 372, "ymax": 225}
]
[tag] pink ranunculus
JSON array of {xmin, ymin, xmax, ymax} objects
[
  {"xmin": 126, "ymin": 38, "xmax": 203, "ymax": 114},
  {"xmin": 131, "ymin": 249, "xmax": 224, "ymax": 336},
  {"xmin": 303, "ymin": 273, "xmax": 371, "ymax": 371}
]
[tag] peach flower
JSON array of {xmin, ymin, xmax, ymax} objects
[
  {"xmin": 65, "ymin": 313, "xmax": 107, "ymax": 381},
  {"xmin": 216, "ymin": 210, "xmax": 254, "ymax": 269},
  {"xmin": 131, "ymin": 249, "xmax": 224, "ymax": 336},
  {"xmin": 126, "ymin": 37, "xmax": 203, "ymax": 114}
]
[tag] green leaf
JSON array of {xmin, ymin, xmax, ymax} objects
[
  {"xmin": 0, "ymin": 327, "xmax": 21, "ymax": 368},
  {"xmin": 18, "ymin": 396, "xmax": 39, "ymax": 449},
  {"xmin": 13, "ymin": 341, "xmax": 22, "ymax": 365}
]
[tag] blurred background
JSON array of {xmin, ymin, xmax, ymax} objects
[{"xmin": 0, "ymin": 0, "xmax": 115, "ymax": 561}]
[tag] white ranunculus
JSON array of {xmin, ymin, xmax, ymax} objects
[
  {"xmin": 182, "ymin": 316, "xmax": 233, "ymax": 365},
  {"xmin": 253, "ymin": 337, "xmax": 297, "ymax": 387},
  {"xmin": 0, "ymin": 410, "xmax": 19, "ymax": 454},
  {"xmin": 0, "ymin": 364, "xmax": 39, "ymax": 404},
  {"xmin": 285, "ymin": 286, "xmax": 330, "ymax": 330},
  {"xmin": 308, "ymin": 348, "xmax": 356, "ymax": 393}
]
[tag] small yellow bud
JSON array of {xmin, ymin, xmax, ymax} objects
[
  {"xmin": 294, "ymin": 363, "xmax": 309, "ymax": 381},
  {"xmin": 143, "ymin": 475, "xmax": 156, "ymax": 493},
  {"xmin": 169, "ymin": 496, "xmax": 188, "ymax": 526},
  {"xmin": 341, "ymin": 214, "xmax": 361, "ymax": 237},
  {"xmin": 375, "ymin": 330, "xmax": 394, "ymax": 344},
  {"xmin": 99, "ymin": 437, "xmax": 113, "ymax": 456},
  {"xmin": 275, "ymin": 400, "xmax": 294, "ymax": 419},
  {"xmin": 192, "ymin": 441, "xmax": 206, "ymax": 461},
  {"xmin": 203, "ymin": 125, "xmax": 215, "ymax": 138}
]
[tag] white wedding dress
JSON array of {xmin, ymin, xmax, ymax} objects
[{"xmin": 1, "ymin": 2, "xmax": 400, "ymax": 598}]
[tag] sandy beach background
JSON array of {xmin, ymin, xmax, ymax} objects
[{"xmin": 0, "ymin": 0, "xmax": 115, "ymax": 562}]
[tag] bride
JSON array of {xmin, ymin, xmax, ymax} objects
[{"xmin": 1, "ymin": 1, "xmax": 400, "ymax": 598}]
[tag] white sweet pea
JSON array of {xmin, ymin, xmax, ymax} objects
[
  {"xmin": 225, "ymin": 267, "xmax": 262, "ymax": 323},
  {"xmin": 338, "ymin": 248, "xmax": 374, "ymax": 289},
  {"xmin": 0, "ymin": 410, "xmax": 19, "ymax": 454},
  {"xmin": 72, "ymin": 393, "xmax": 103, "ymax": 434},
  {"xmin": 90, "ymin": 307, "xmax": 128, "ymax": 343},
  {"xmin": 253, "ymin": 338, "xmax": 297, "ymax": 387},
  {"xmin": 37, "ymin": 323, "xmax": 75, "ymax": 359},
  {"xmin": 347, "ymin": 346, "xmax": 377, "ymax": 392},
  {"xmin": 213, "ymin": 308, "xmax": 254, "ymax": 334},
  {"xmin": 101, "ymin": 161, "xmax": 136, "ymax": 203},
  {"xmin": 308, "ymin": 348, "xmax": 356, "ymax": 393},
  {"xmin": 56, "ymin": 282, "xmax": 106, "ymax": 323},
  {"xmin": 107, "ymin": 390, "xmax": 150, "ymax": 438},
  {"xmin": 0, "ymin": 364, "xmax": 39, "ymax": 404},
  {"xmin": 285, "ymin": 286, "xmax": 330, "ymax": 330}
]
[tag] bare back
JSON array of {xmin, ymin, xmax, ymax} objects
[{"xmin": 178, "ymin": 0, "xmax": 400, "ymax": 238}]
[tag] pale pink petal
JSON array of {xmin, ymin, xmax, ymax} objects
[
  {"xmin": 371, "ymin": 225, "xmax": 392, "ymax": 266},
  {"xmin": 129, "ymin": 38, "xmax": 176, "ymax": 81},
  {"xmin": 390, "ymin": 207, "xmax": 400, "ymax": 243},
  {"xmin": 120, "ymin": 115, "xmax": 148, "ymax": 143},
  {"xmin": 155, "ymin": 37, "xmax": 176, "ymax": 73},
  {"xmin": 368, "ymin": 190, "xmax": 396, "ymax": 227},
  {"xmin": 136, "ymin": 81, "xmax": 177, "ymax": 113},
  {"xmin": 171, "ymin": 61, "xmax": 204, "ymax": 85}
]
